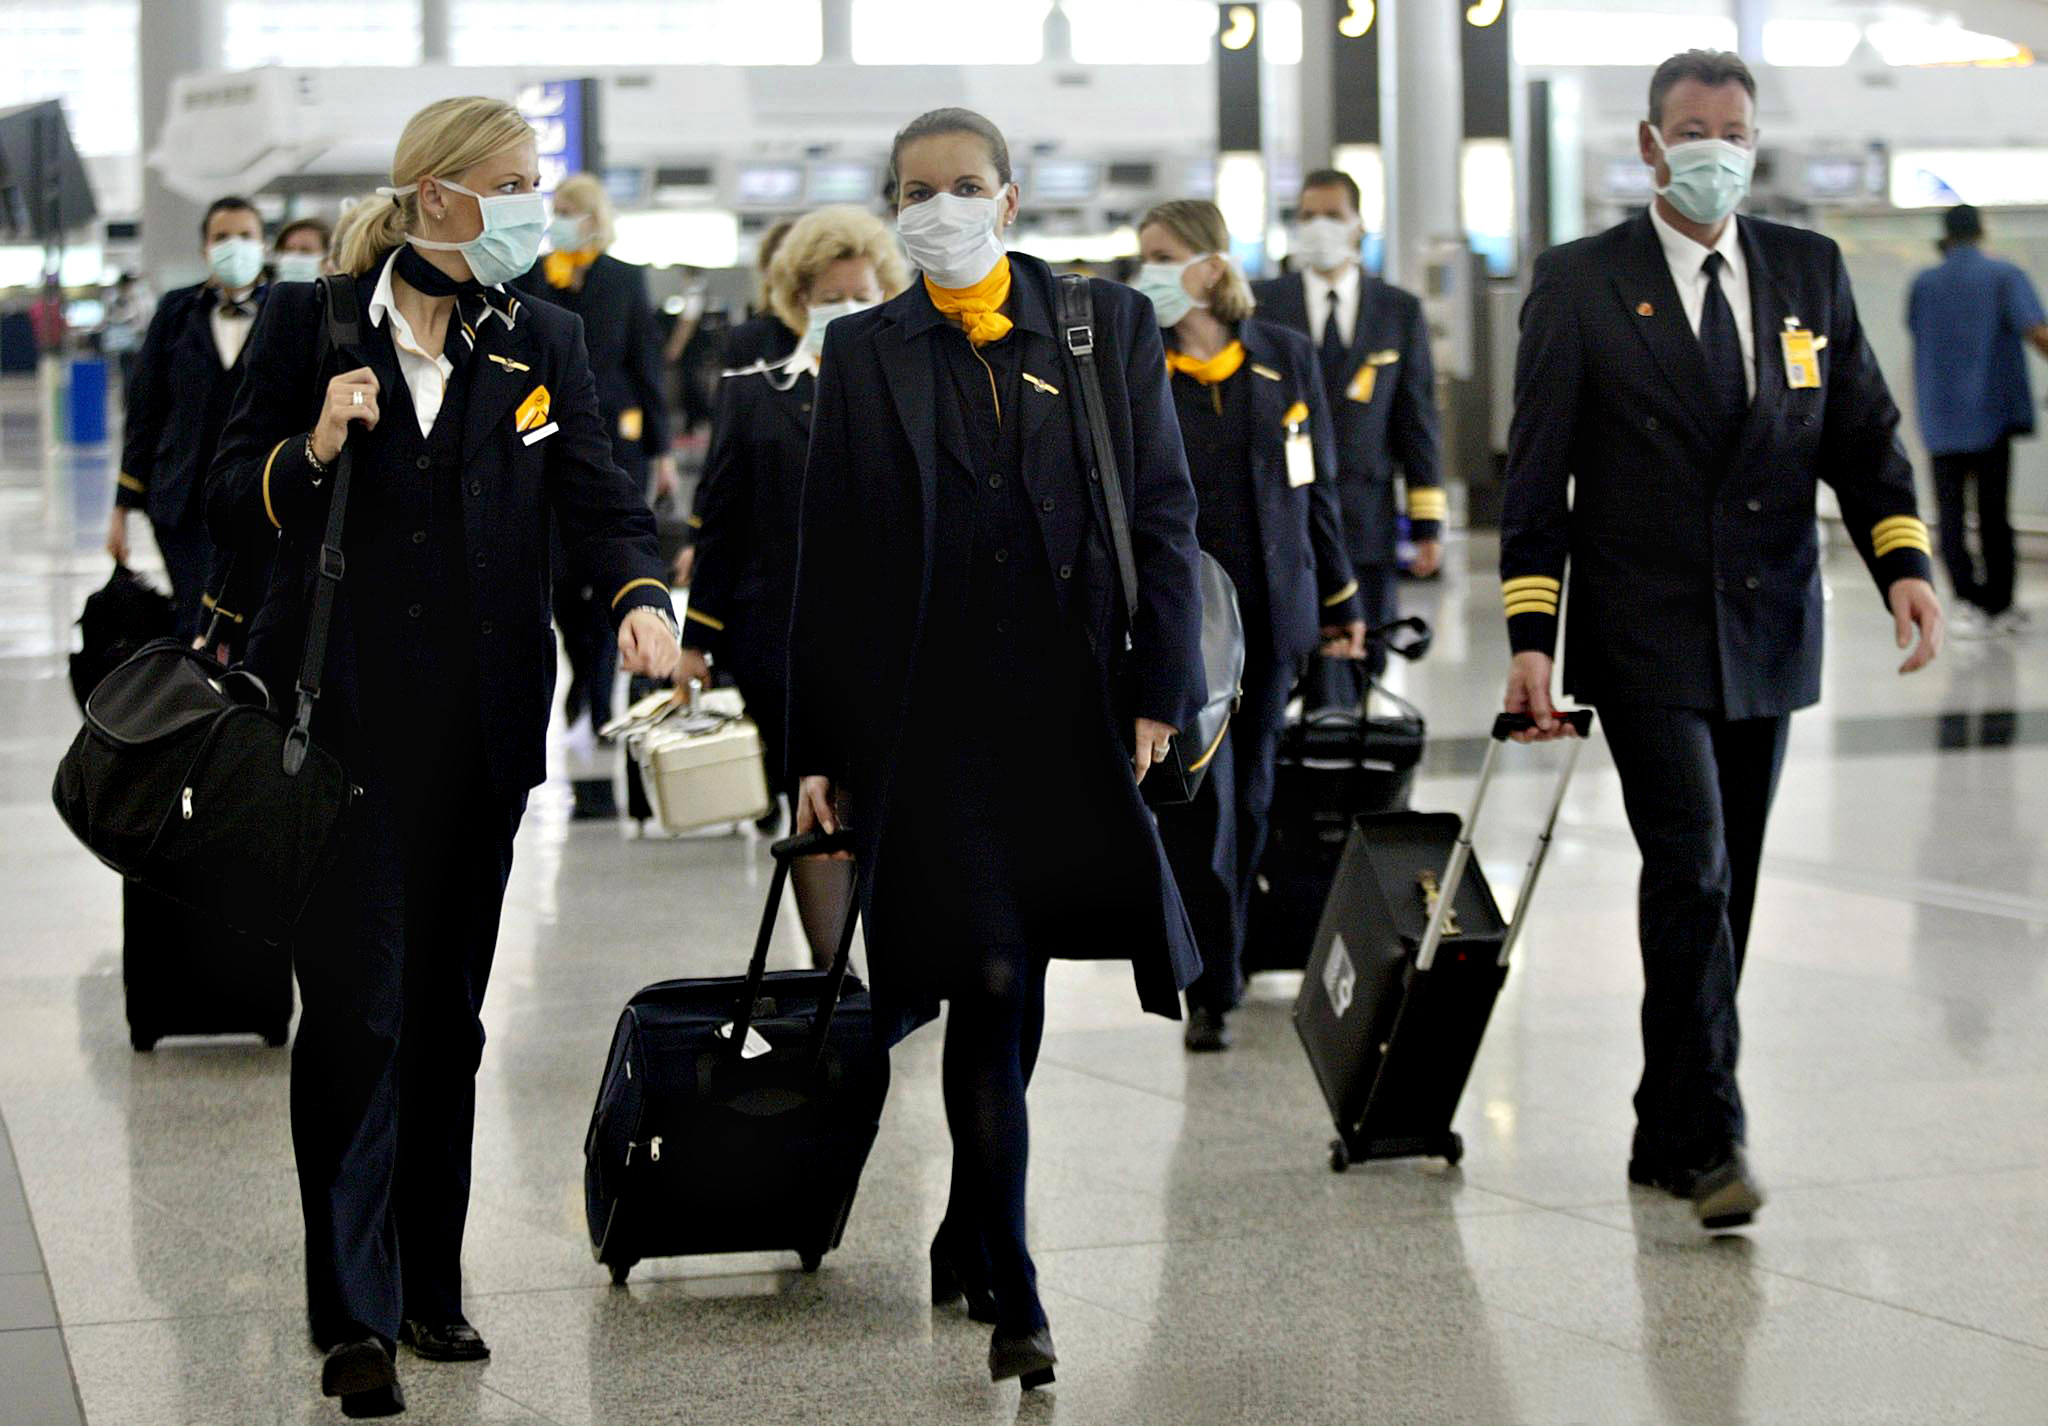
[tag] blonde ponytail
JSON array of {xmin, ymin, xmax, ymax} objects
[{"xmin": 337, "ymin": 96, "xmax": 537, "ymax": 278}]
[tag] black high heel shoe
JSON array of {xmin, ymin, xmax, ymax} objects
[
  {"xmin": 989, "ymin": 1324, "xmax": 1057, "ymax": 1389},
  {"xmin": 930, "ymin": 1228, "xmax": 999, "ymax": 1324}
]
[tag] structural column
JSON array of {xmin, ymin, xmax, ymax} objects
[
  {"xmin": 421, "ymin": 0, "xmax": 453, "ymax": 63},
  {"xmin": 821, "ymin": 0, "xmax": 854, "ymax": 63},
  {"xmin": 137, "ymin": 0, "xmax": 222, "ymax": 286},
  {"xmin": 1379, "ymin": 0, "xmax": 1462, "ymax": 290}
]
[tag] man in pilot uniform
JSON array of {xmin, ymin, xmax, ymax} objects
[{"xmin": 1501, "ymin": 50, "xmax": 1944, "ymax": 1229}]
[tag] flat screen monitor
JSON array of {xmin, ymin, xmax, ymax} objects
[
  {"xmin": 1031, "ymin": 160, "xmax": 1100, "ymax": 204},
  {"xmin": 807, "ymin": 162, "xmax": 876, "ymax": 205},
  {"xmin": 736, "ymin": 164, "xmax": 804, "ymax": 207}
]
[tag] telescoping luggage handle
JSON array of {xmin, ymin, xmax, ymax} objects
[
  {"xmin": 1414, "ymin": 708, "xmax": 1596, "ymax": 973},
  {"xmin": 725, "ymin": 829, "xmax": 861, "ymax": 1069}
]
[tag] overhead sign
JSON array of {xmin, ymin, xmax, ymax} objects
[{"xmin": 517, "ymin": 80, "xmax": 602, "ymax": 194}]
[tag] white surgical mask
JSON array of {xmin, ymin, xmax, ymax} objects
[
  {"xmin": 897, "ymin": 193, "xmax": 1006, "ymax": 289},
  {"xmin": 272, "ymin": 252, "xmax": 324, "ymax": 284},
  {"xmin": 1650, "ymin": 129, "xmax": 1754, "ymax": 227},
  {"xmin": 383, "ymin": 177, "xmax": 548, "ymax": 287},
  {"xmin": 1134, "ymin": 256, "xmax": 1215, "ymax": 330},
  {"xmin": 206, "ymin": 236, "xmax": 265, "ymax": 290},
  {"xmin": 791, "ymin": 297, "xmax": 876, "ymax": 370},
  {"xmin": 546, "ymin": 215, "xmax": 588, "ymax": 252},
  {"xmin": 1291, "ymin": 217, "xmax": 1359, "ymax": 275}
]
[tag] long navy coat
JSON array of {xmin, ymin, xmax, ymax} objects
[{"xmin": 786, "ymin": 253, "xmax": 1207, "ymax": 1023}]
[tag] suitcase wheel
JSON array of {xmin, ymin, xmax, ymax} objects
[
  {"xmin": 1439, "ymin": 1133, "xmax": 1464, "ymax": 1167},
  {"xmin": 798, "ymin": 1250, "xmax": 823, "ymax": 1275},
  {"xmin": 1328, "ymin": 1139, "xmax": 1350, "ymax": 1174},
  {"xmin": 608, "ymin": 1259, "xmax": 636, "ymax": 1286},
  {"xmin": 130, "ymin": 1025, "xmax": 157, "ymax": 1053}
]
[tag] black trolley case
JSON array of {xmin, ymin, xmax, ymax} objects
[
  {"xmin": 1296, "ymin": 709, "xmax": 1594, "ymax": 1170},
  {"xmin": 584, "ymin": 829, "xmax": 887, "ymax": 1282}
]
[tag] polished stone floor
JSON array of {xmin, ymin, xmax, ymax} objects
[{"xmin": 4, "ymin": 372, "xmax": 2048, "ymax": 1423}]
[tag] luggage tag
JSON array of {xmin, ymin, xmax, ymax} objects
[
  {"xmin": 716, "ymin": 1022, "xmax": 774, "ymax": 1059},
  {"xmin": 1282, "ymin": 400, "xmax": 1315, "ymax": 487},
  {"xmin": 1780, "ymin": 319, "xmax": 1822, "ymax": 391}
]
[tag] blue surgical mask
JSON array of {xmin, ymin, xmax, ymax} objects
[
  {"xmin": 546, "ymin": 215, "xmax": 588, "ymax": 252},
  {"xmin": 1651, "ymin": 130, "xmax": 1754, "ymax": 226},
  {"xmin": 385, "ymin": 177, "xmax": 548, "ymax": 287},
  {"xmin": 1134, "ymin": 256, "xmax": 1214, "ymax": 329},
  {"xmin": 206, "ymin": 237, "xmax": 265, "ymax": 290},
  {"xmin": 272, "ymin": 251, "xmax": 324, "ymax": 284}
]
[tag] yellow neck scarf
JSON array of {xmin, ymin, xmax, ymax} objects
[
  {"xmin": 543, "ymin": 248, "xmax": 599, "ymax": 289},
  {"xmin": 925, "ymin": 257, "xmax": 1014, "ymax": 347},
  {"xmin": 1165, "ymin": 340, "xmax": 1246, "ymax": 386}
]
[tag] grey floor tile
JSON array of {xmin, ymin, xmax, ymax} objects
[
  {"xmin": 0, "ymin": 1327, "xmax": 86, "ymax": 1426},
  {"xmin": 0, "ymin": 1267, "xmax": 59, "ymax": 1331}
]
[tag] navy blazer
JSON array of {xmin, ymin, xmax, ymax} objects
[
  {"xmin": 118, "ymin": 283, "xmax": 264, "ymax": 528},
  {"xmin": 786, "ymin": 253, "xmax": 1206, "ymax": 1017},
  {"xmin": 207, "ymin": 254, "xmax": 671, "ymax": 792},
  {"xmin": 1180, "ymin": 317, "xmax": 1361, "ymax": 661},
  {"xmin": 1501, "ymin": 212, "xmax": 1935, "ymax": 720},
  {"xmin": 1251, "ymin": 271, "xmax": 1443, "ymax": 564},
  {"xmin": 682, "ymin": 361, "xmax": 814, "ymax": 664},
  {"xmin": 512, "ymin": 252, "xmax": 670, "ymax": 461}
]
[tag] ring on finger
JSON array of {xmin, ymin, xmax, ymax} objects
[{"xmin": 350, "ymin": 390, "xmax": 365, "ymax": 408}]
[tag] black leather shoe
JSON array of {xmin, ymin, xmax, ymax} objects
[
  {"xmin": 1689, "ymin": 1150, "xmax": 1765, "ymax": 1230},
  {"xmin": 399, "ymin": 1317, "xmax": 491, "ymax": 1362},
  {"xmin": 989, "ymin": 1324, "xmax": 1057, "ymax": 1389},
  {"xmin": 1183, "ymin": 1006, "xmax": 1231, "ymax": 1053},
  {"xmin": 322, "ymin": 1339, "xmax": 405, "ymax": 1418},
  {"xmin": 1627, "ymin": 1155, "xmax": 1692, "ymax": 1197},
  {"xmin": 930, "ymin": 1228, "xmax": 999, "ymax": 1324}
]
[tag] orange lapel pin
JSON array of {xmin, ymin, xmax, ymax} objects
[{"xmin": 1636, "ymin": 301, "xmax": 1655, "ymax": 317}]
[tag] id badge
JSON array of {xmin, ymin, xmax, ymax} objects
[
  {"xmin": 1781, "ymin": 330, "xmax": 1821, "ymax": 390},
  {"xmin": 1285, "ymin": 431, "xmax": 1315, "ymax": 487}
]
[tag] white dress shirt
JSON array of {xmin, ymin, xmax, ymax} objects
[
  {"xmin": 209, "ymin": 290, "xmax": 256, "ymax": 370},
  {"xmin": 365, "ymin": 256, "xmax": 516, "ymax": 437},
  {"xmin": 1650, "ymin": 204, "xmax": 1756, "ymax": 402},
  {"xmin": 1302, "ymin": 263, "xmax": 1363, "ymax": 350}
]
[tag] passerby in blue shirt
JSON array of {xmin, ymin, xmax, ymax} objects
[{"xmin": 1906, "ymin": 206, "xmax": 2048, "ymax": 627}]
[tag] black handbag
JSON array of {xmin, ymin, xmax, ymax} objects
[
  {"xmin": 1057, "ymin": 273, "xmax": 1246, "ymax": 807},
  {"xmin": 69, "ymin": 564, "xmax": 174, "ymax": 712},
  {"xmin": 52, "ymin": 277, "xmax": 364, "ymax": 942}
]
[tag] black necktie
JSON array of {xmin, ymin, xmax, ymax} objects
[
  {"xmin": 1320, "ymin": 289, "xmax": 1348, "ymax": 406},
  {"xmin": 1698, "ymin": 252, "xmax": 1747, "ymax": 416}
]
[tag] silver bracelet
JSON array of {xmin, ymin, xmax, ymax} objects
[{"xmin": 303, "ymin": 438, "xmax": 330, "ymax": 484}]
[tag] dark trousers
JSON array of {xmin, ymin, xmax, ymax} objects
[
  {"xmin": 1164, "ymin": 640, "xmax": 1296, "ymax": 1013},
  {"xmin": 1296, "ymin": 563, "xmax": 1398, "ymax": 710},
  {"xmin": 554, "ymin": 581, "xmax": 619, "ymax": 728},
  {"xmin": 291, "ymin": 748, "xmax": 525, "ymax": 1346},
  {"xmin": 724, "ymin": 623, "xmax": 788, "ymax": 812},
  {"xmin": 1931, "ymin": 441, "xmax": 2015, "ymax": 616},
  {"xmin": 1600, "ymin": 705, "xmax": 1791, "ymax": 1169},
  {"xmin": 150, "ymin": 515, "xmax": 214, "ymax": 644},
  {"xmin": 938, "ymin": 944, "xmax": 1051, "ymax": 1335}
]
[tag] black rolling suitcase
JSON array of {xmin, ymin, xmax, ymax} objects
[
  {"xmin": 584, "ymin": 829, "xmax": 887, "ymax": 1283},
  {"xmin": 1297, "ymin": 709, "xmax": 1594, "ymax": 1170},
  {"xmin": 122, "ymin": 880, "xmax": 294, "ymax": 1051},
  {"xmin": 1244, "ymin": 618, "xmax": 1431, "ymax": 976}
]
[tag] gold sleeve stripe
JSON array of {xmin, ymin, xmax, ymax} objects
[
  {"xmin": 1408, "ymin": 489, "xmax": 1449, "ymax": 515},
  {"xmin": 1501, "ymin": 575, "xmax": 1562, "ymax": 597},
  {"xmin": 610, "ymin": 577, "xmax": 670, "ymax": 610},
  {"xmin": 1871, "ymin": 515, "xmax": 1927, "ymax": 537},
  {"xmin": 199, "ymin": 593, "xmax": 245, "ymax": 624},
  {"xmin": 1874, "ymin": 532, "xmax": 1933, "ymax": 558},
  {"xmin": 117, "ymin": 473, "xmax": 146, "ymax": 492},
  {"xmin": 685, "ymin": 514, "xmax": 704, "ymax": 529},
  {"xmin": 1872, "ymin": 516, "xmax": 1931, "ymax": 557},
  {"xmin": 1321, "ymin": 579, "xmax": 1360, "ymax": 608},
  {"xmin": 684, "ymin": 607, "xmax": 725, "ymax": 631},
  {"xmin": 260, "ymin": 438, "xmax": 290, "ymax": 530},
  {"xmin": 1504, "ymin": 598, "xmax": 1559, "ymax": 619}
]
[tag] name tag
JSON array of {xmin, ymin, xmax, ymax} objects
[
  {"xmin": 1285, "ymin": 431, "xmax": 1315, "ymax": 487},
  {"xmin": 1781, "ymin": 329, "xmax": 1821, "ymax": 390},
  {"xmin": 521, "ymin": 421, "xmax": 560, "ymax": 447}
]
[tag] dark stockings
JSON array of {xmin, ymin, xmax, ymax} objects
[{"xmin": 938, "ymin": 944, "xmax": 1050, "ymax": 1335}]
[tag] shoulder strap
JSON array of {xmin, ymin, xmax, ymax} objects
[
  {"xmin": 282, "ymin": 277, "xmax": 363, "ymax": 776},
  {"xmin": 1057, "ymin": 273, "xmax": 1139, "ymax": 641}
]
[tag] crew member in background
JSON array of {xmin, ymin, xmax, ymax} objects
[
  {"xmin": 107, "ymin": 194, "xmax": 269, "ymax": 641},
  {"xmin": 101, "ymin": 271, "xmax": 153, "ymax": 393},
  {"xmin": 273, "ymin": 216, "xmax": 333, "ymax": 282},
  {"xmin": 1134, "ymin": 199, "xmax": 1362, "ymax": 1053},
  {"xmin": 1907, "ymin": 203, "xmax": 2048, "ymax": 637},
  {"xmin": 1502, "ymin": 50, "xmax": 1943, "ymax": 1231},
  {"xmin": 683, "ymin": 205, "xmax": 906, "ymax": 830},
  {"xmin": 1253, "ymin": 170, "xmax": 1441, "ymax": 707},
  {"xmin": 514, "ymin": 172, "xmax": 678, "ymax": 734}
]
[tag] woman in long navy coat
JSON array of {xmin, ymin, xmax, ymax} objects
[{"xmin": 787, "ymin": 108, "xmax": 1204, "ymax": 1388}]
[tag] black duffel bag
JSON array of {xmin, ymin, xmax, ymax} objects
[{"xmin": 52, "ymin": 276, "xmax": 364, "ymax": 942}]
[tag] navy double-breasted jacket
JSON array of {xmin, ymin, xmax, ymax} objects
[
  {"xmin": 786, "ymin": 252, "xmax": 1207, "ymax": 1018},
  {"xmin": 118, "ymin": 283, "xmax": 264, "ymax": 529},
  {"xmin": 207, "ymin": 251, "xmax": 671, "ymax": 793},
  {"xmin": 1501, "ymin": 212, "xmax": 1935, "ymax": 719}
]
